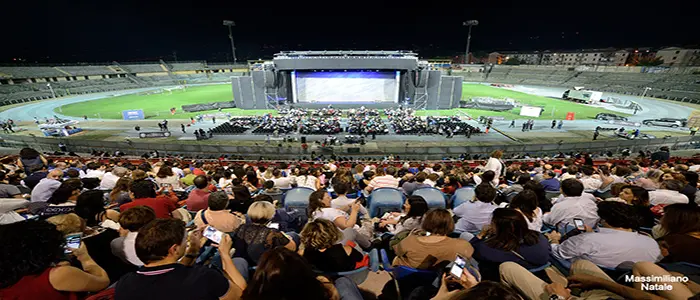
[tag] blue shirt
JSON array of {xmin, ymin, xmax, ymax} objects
[
  {"xmin": 540, "ymin": 178, "xmax": 561, "ymax": 192},
  {"xmin": 470, "ymin": 233, "xmax": 550, "ymax": 281}
]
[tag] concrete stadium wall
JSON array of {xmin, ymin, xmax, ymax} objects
[
  {"xmin": 136, "ymin": 72, "xmax": 169, "ymax": 77},
  {"xmin": 1, "ymin": 134, "xmax": 697, "ymax": 160}
]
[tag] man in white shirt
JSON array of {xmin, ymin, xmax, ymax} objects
[
  {"xmin": 83, "ymin": 162, "xmax": 106, "ymax": 180},
  {"xmin": 454, "ymin": 184, "xmax": 498, "ymax": 232},
  {"xmin": 271, "ymin": 169, "xmax": 292, "ymax": 189},
  {"xmin": 559, "ymin": 165, "xmax": 578, "ymax": 182},
  {"xmin": 30, "ymin": 169, "xmax": 63, "ymax": 203},
  {"xmin": 649, "ymin": 180, "xmax": 689, "ymax": 205},
  {"xmin": 543, "ymin": 179, "xmax": 600, "ymax": 228},
  {"xmin": 365, "ymin": 166, "xmax": 399, "ymax": 193},
  {"xmin": 547, "ymin": 201, "xmax": 662, "ymax": 269},
  {"xmin": 111, "ymin": 206, "xmax": 156, "ymax": 266},
  {"xmin": 100, "ymin": 166, "xmax": 128, "ymax": 190}
]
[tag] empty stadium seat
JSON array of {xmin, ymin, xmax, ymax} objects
[
  {"xmin": 367, "ymin": 188, "xmax": 404, "ymax": 218},
  {"xmin": 451, "ymin": 187, "xmax": 475, "ymax": 209},
  {"xmin": 283, "ymin": 187, "xmax": 315, "ymax": 210},
  {"xmin": 411, "ymin": 187, "xmax": 446, "ymax": 209}
]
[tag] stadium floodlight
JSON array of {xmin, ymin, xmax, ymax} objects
[
  {"xmin": 463, "ymin": 20, "xmax": 479, "ymax": 64},
  {"xmin": 223, "ymin": 20, "xmax": 237, "ymax": 63}
]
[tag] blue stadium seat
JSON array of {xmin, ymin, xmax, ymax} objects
[
  {"xmin": 316, "ymin": 249, "xmax": 379, "ymax": 285},
  {"xmin": 451, "ymin": 187, "xmax": 475, "ymax": 209},
  {"xmin": 411, "ymin": 187, "xmax": 446, "ymax": 209},
  {"xmin": 283, "ymin": 187, "xmax": 315, "ymax": 211},
  {"xmin": 380, "ymin": 249, "xmax": 440, "ymax": 299},
  {"xmin": 368, "ymin": 188, "xmax": 405, "ymax": 218}
]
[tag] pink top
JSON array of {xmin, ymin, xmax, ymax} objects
[{"xmin": 194, "ymin": 209, "xmax": 242, "ymax": 233}]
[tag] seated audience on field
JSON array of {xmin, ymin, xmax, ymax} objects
[
  {"xmin": 115, "ymin": 219, "xmax": 246, "ymax": 300},
  {"xmin": 120, "ymin": 179, "xmax": 178, "ymax": 218},
  {"xmin": 393, "ymin": 208, "xmax": 474, "ymax": 270},
  {"xmin": 300, "ymin": 218, "xmax": 367, "ymax": 272},
  {"xmin": 0, "ymin": 220, "xmax": 111, "ymax": 299},
  {"xmin": 232, "ymin": 201, "xmax": 297, "ymax": 265},
  {"xmin": 508, "ymin": 189, "xmax": 543, "ymax": 231},
  {"xmin": 547, "ymin": 201, "xmax": 662, "ymax": 269},
  {"xmin": 453, "ymin": 184, "xmax": 498, "ymax": 233},
  {"xmin": 649, "ymin": 179, "xmax": 690, "ymax": 205},
  {"xmin": 111, "ymin": 206, "xmax": 157, "ymax": 266},
  {"xmin": 543, "ymin": 179, "xmax": 599, "ymax": 228},
  {"xmin": 194, "ymin": 191, "xmax": 243, "ymax": 233},
  {"xmin": 468, "ymin": 207, "xmax": 550, "ymax": 281}
]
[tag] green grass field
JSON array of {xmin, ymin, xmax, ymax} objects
[{"xmin": 56, "ymin": 83, "xmax": 625, "ymax": 120}]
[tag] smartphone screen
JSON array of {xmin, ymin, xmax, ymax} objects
[
  {"xmin": 162, "ymin": 183, "xmax": 171, "ymax": 187},
  {"xmin": 203, "ymin": 226, "xmax": 223, "ymax": 244},
  {"xmin": 498, "ymin": 202, "xmax": 508, "ymax": 208},
  {"xmin": 450, "ymin": 255, "xmax": 467, "ymax": 278},
  {"xmin": 64, "ymin": 233, "xmax": 82, "ymax": 254},
  {"xmin": 267, "ymin": 223, "xmax": 279, "ymax": 229},
  {"xmin": 574, "ymin": 218, "xmax": 585, "ymax": 231}
]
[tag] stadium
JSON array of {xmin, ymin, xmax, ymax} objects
[
  {"xmin": 2, "ymin": 6, "xmax": 700, "ymax": 299},
  {"xmin": 0, "ymin": 52, "xmax": 698, "ymax": 159}
]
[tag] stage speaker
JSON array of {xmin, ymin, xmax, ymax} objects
[
  {"xmin": 412, "ymin": 69, "xmax": 428, "ymax": 87},
  {"xmin": 301, "ymin": 136, "xmax": 307, "ymax": 143},
  {"xmin": 276, "ymin": 72, "xmax": 286, "ymax": 88},
  {"xmin": 264, "ymin": 70, "xmax": 276, "ymax": 88},
  {"xmin": 347, "ymin": 148, "xmax": 360, "ymax": 154}
]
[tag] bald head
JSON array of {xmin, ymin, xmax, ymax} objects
[
  {"xmin": 47, "ymin": 169, "xmax": 63, "ymax": 180},
  {"xmin": 55, "ymin": 162, "xmax": 67, "ymax": 170},
  {"xmin": 183, "ymin": 168, "xmax": 192, "ymax": 175}
]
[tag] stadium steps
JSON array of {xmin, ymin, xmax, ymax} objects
[
  {"xmin": 106, "ymin": 65, "xmax": 122, "ymax": 73},
  {"xmin": 561, "ymin": 72, "xmax": 582, "ymax": 85},
  {"xmin": 53, "ymin": 67, "xmax": 72, "ymax": 76}
]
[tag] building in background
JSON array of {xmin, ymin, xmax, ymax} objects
[
  {"xmin": 654, "ymin": 47, "xmax": 700, "ymax": 67},
  {"xmin": 488, "ymin": 48, "xmax": 632, "ymax": 66}
]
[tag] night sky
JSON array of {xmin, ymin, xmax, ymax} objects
[{"xmin": 2, "ymin": 0, "xmax": 698, "ymax": 63}]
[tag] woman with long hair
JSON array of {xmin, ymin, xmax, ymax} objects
[
  {"xmin": 656, "ymin": 204, "xmax": 700, "ymax": 264},
  {"xmin": 618, "ymin": 185, "xmax": 655, "ymax": 228},
  {"xmin": 331, "ymin": 167, "xmax": 357, "ymax": 191},
  {"xmin": 109, "ymin": 177, "xmax": 132, "ymax": 205},
  {"xmin": 307, "ymin": 190, "xmax": 370, "ymax": 249},
  {"xmin": 294, "ymin": 168, "xmax": 320, "ymax": 191},
  {"xmin": 379, "ymin": 195, "xmax": 429, "ymax": 234},
  {"xmin": 17, "ymin": 147, "xmax": 47, "ymax": 175},
  {"xmin": 154, "ymin": 164, "xmax": 181, "ymax": 189},
  {"xmin": 242, "ymin": 247, "xmax": 363, "ymax": 300},
  {"xmin": 522, "ymin": 180, "xmax": 552, "ymax": 213},
  {"xmin": 508, "ymin": 190, "xmax": 543, "ymax": 231},
  {"xmin": 469, "ymin": 208, "xmax": 550, "ymax": 281},
  {"xmin": 441, "ymin": 175, "xmax": 462, "ymax": 195},
  {"xmin": 634, "ymin": 169, "xmax": 664, "ymax": 190},
  {"xmin": 0, "ymin": 220, "xmax": 110, "ymax": 298}
]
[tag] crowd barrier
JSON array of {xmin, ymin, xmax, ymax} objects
[{"xmin": 0, "ymin": 134, "xmax": 697, "ymax": 160}]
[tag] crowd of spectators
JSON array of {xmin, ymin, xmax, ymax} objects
[
  {"xmin": 387, "ymin": 107, "xmax": 481, "ymax": 137},
  {"xmin": 0, "ymin": 146, "xmax": 699, "ymax": 300}
]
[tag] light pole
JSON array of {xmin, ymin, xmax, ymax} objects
[
  {"xmin": 463, "ymin": 20, "xmax": 479, "ymax": 64},
  {"xmin": 223, "ymin": 20, "xmax": 237, "ymax": 63}
]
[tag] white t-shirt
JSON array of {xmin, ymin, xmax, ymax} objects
[
  {"xmin": 272, "ymin": 177, "xmax": 292, "ymax": 189},
  {"xmin": 295, "ymin": 175, "xmax": 318, "ymax": 190},
  {"xmin": 520, "ymin": 208, "xmax": 543, "ymax": 232},
  {"xmin": 312, "ymin": 207, "xmax": 347, "ymax": 223}
]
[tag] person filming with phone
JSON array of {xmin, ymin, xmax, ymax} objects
[{"xmin": 0, "ymin": 220, "xmax": 110, "ymax": 299}]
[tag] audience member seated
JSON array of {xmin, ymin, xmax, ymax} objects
[
  {"xmin": 271, "ymin": 169, "xmax": 292, "ymax": 189},
  {"xmin": 17, "ymin": 147, "xmax": 47, "ymax": 174},
  {"xmin": 401, "ymin": 172, "xmax": 431, "ymax": 195},
  {"xmin": 300, "ymin": 219, "xmax": 366, "ymax": 272},
  {"xmin": 657, "ymin": 204, "xmax": 700, "ymax": 265},
  {"xmin": 473, "ymin": 170, "xmax": 496, "ymax": 187},
  {"xmin": 509, "ymin": 190, "xmax": 543, "ymax": 231},
  {"xmin": 229, "ymin": 178, "xmax": 253, "ymax": 213},
  {"xmin": 83, "ymin": 162, "xmax": 106, "ymax": 180},
  {"xmin": 260, "ymin": 180, "xmax": 283, "ymax": 203},
  {"xmin": 195, "ymin": 191, "xmax": 244, "ymax": 233},
  {"xmin": 454, "ymin": 184, "xmax": 498, "ymax": 233},
  {"xmin": 111, "ymin": 206, "xmax": 156, "ymax": 267},
  {"xmin": 29, "ymin": 169, "xmax": 63, "ymax": 203},
  {"xmin": 330, "ymin": 182, "xmax": 368, "ymax": 216},
  {"xmin": 547, "ymin": 201, "xmax": 662, "ymax": 269},
  {"xmin": 468, "ymin": 207, "xmax": 550, "ymax": 281},
  {"xmin": 539, "ymin": 171, "xmax": 561, "ymax": 192},
  {"xmin": 186, "ymin": 175, "xmax": 212, "ymax": 211},
  {"xmin": 499, "ymin": 174, "xmax": 529, "ymax": 195},
  {"xmin": 0, "ymin": 220, "xmax": 110, "ymax": 299},
  {"xmin": 155, "ymin": 162, "xmax": 182, "ymax": 189},
  {"xmin": 232, "ymin": 201, "xmax": 297, "ymax": 265},
  {"xmin": 109, "ymin": 177, "xmax": 132, "ymax": 206},
  {"xmin": 378, "ymin": 195, "xmax": 428, "ymax": 235},
  {"xmin": 115, "ymin": 219, "xmax": 246, "ymax": 300},
  {"xmin": 680, "ymin": 171, "xmax": 698, "ymax": 203},
  {"xmin": 180, "ymin": 168, "xmax": 196, "ymax": 186},
  {"xmin": 543, "ymin": 179, "xmax": 599, "ymax": 228},
  {"xmin": 393, "ymin": 209, "xmax": 474, "ymax": 270},
  {"xmin": 75, "ymin": 190, "xmax": 120, "ymax": 229},
  {"xmin": 119, "ymin": 180, "xmax": 178, "ymax": 218},
  {"xmin": 31, "ymin": 179, "xmax": 82, "ymax": 218},
  {"xmin": 579, "ymin": 165, "xmax": 603, "ymax": 191},
  {"xmin": 23, "ymin": 164, "xmax": 49, "ymax": 190},
  {"xmin": 441, "ymin": 175, "xmax": 462, "ymax": 195},
  {"xmin": 100, "ymin": 166, "xmax": 127, "ymax": 190},
  {"xmin": 618, "ymin": 185, "xmax": 655, "ymax": 228},
  {"xmin": 242, "ymin": 247, "xmax": 363, "ymax": 300},
  {"xmin": 522, "ymin": 180, "xmax": 553, "ymax": 213},
  {"xmin": 365, "ymin": 167, "xmax": 399, "ymax": 193},
  {"xmin": 649, "ymin": 180, "xmax": 690, "ymax": 205},
  {"xmin": 308, "ymin": 190, "xmax": 370, "ymax": 249}
]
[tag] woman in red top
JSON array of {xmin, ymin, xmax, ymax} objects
[
  {"xmin": 441, "ymin": 175, "xmax": 462, "ymax": 195},
  {"xmin": 0, "ymin": 220, "xmax": 110, "ymax": 300}
]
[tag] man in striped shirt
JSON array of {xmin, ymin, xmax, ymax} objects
[{"xmin": 365, "ymin": 166, "xmax": 400, "ymax": 193}]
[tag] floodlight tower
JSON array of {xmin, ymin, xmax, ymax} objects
[
  {"xmin": 463, "ymin": 20, "xmax": 479, "ymax": 64},
  {"xmin": 223, "ymin": 20, "xmax": 237, "ymax": 63}
]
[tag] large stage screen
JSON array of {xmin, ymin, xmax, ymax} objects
[{"xmin": 292, "ymin": 71, "xmax": 400, "ymax": 104}]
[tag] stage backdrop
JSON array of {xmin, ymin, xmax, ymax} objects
[{"xmin": 292, "ymin": 71, "xmax": 400, "ymax": 104}]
